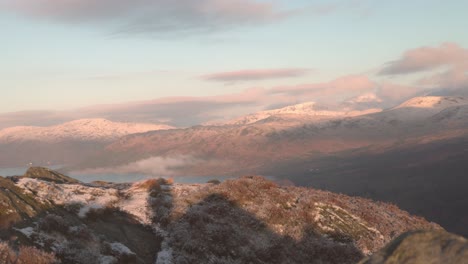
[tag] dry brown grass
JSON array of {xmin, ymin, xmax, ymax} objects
[
  {"xmin": 0, "ymin": 242, "xmax": 57, "ymax": 264},
  {"xmin": 133, "ymin": 178, "xmax": 161, "ymax": 191},
  {"xmin": 156, "ymin": 175, "xmax": 441, "ymax": 262},
  {"xmin": 133, "ymin": 178, "xmax": 173, "ymax": 192}
]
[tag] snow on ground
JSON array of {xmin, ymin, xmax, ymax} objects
[
  {"xmin": 16, "ymin": 177, "xmax": 159, "ymax": 223},
  {"xmin": 14, "ymin": 227, "xmax": 35, "ymax": 238},
  {"xmin": 396, "ymin": 96, "xmax": 468, "ymax": 109},
  {"xmin": 224, "ymin": 102, "xmax": 382, "ymax": 126},
  {"xmin": 99, "ymin": 256, "xmax": 118, "ymax": 264},
  {"xmin": 17, "ymin": 178, "xmax": 119, "ymax": 218},
  {"xmin": 110, "ymin": 242, "xmax": 135, "ymax": 256},
  {"xmin": 155, "ymin": 241, "xmax": 173, "ymax": 264},
  {"xmin": 118, "ymin": 183, "xmax": 153, "ymax": 224}
]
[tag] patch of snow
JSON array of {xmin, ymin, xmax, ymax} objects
[
  {"xmin": 78, "ymin": 204, "xmax": 106, "ymax": 218},
  {"xmin": 15, "ymin": 227, "xmax": 34, "ymax": 238},
  {"xmin": 117, "ymin": 182, "xmax": 153, "ymax": 224},
  {"xmin": 110, "ymin": 242, "xmax": 134, "ymax": 256},
  {"xmin": 99, "ymin": 255, "xmax": 117, "ymax": 264},
  {"xmin": 155, "ymin": 241, "xmax": 173, "ymax": 264},
  {"xmin": 16, "ymin": 178, "xmax": 119, "ymax": 218}
]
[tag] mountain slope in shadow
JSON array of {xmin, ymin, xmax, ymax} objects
[{"xmin": 266, "ymin": 134, "xmax": 468, "ymax": 237}]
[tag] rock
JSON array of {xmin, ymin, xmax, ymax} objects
[
  {"xmin": 23, "ymin": 167, "xmax": 80, "ymax": 184},
  {"xmin": 0, "ymin": 176, "xmax": 47, "ymax": 228},
  {"xmin": 359, "ymin": 230, "xmax": 468, "ymax": 264}
]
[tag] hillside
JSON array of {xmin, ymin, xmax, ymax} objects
[
  {"xmin": 62, "ymin": 96, "xmax": 468, "ymax": 239},
  {"xmin": 77, "ymin": 96, "xmax": 468, "ymax": 174},
  {"xmin": 0, "ymin": 118, "xmax": 174, "ymax": 143},
  {"xmin": 222, "ymin": 102, "xmax": 381, "ymax": 125},
  {"xmin": 0, "ymin": 119, "xmax": 174, "ymax": 167},
  {"xmin": 0, "ymin": 176, "xmax": 48, "ymax": 229},
  {"xmin": 266, "ymin": 129, "xmax": 468, "ymax": 237},
  {"xmin": 0, "ymin": 168, "xmax": 441, "ymax": 264}
]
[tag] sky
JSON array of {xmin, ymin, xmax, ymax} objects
[{"xmin": 1, "ymin": 0, "xmax": 468, "ymax": 127}]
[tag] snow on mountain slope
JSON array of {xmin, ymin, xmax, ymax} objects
[
  {"xmin": 395, "ymin": 96, "xmax": 468, "ymax": 109},
  {"xmin": 223, "ymin": 102, "xmax": 382, "ymax": 125},
  {"xmin": 368, "ymin": 96, "xmax": 468, "ymax": 123},
  {"xmin": 0, "ymin": 118, "xmax": 174, "ymax": 143}
]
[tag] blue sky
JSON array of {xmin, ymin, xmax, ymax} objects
[{"xmin": 1, "ymin": 0, "xmax": 468, "ymax": 116}]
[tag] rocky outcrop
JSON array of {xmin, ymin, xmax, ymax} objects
[
  {"xmin": 22, "ymin": 167, "xmax": 80, "ymax": 184},
  {"xmin": 0, "ymin": 176, "xmax": 47, "ymax": 229},
  {"xmin": 359, "ymin": 230, "xmax": 468, "ymax": 264}
]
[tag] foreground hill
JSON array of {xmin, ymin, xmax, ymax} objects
[{"xmin": 0, "ymin": 168, "xmax": 442, "ymax": 264}]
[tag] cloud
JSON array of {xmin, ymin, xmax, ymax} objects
[
  {"xmin": 0, "ymin": 110, "xmax": 73, "ymax": 130},
  {"xmin": 379, "ymin": 43, "xmax": 468, "ymax": 95},
  {"xmin": 269, "ymin": 75, "xmax": 376, "ymax": 99},
  {"xmin": 379, "ymin": 43, "xmax": 468, "ymax": 75},
  {"xmin": 375, "ymin": 82, "xmax": 424, "ymax": 102},
  {"xmin": 0, "ymin": 89, "xmax": 269, "ymax": 129},
  {"xmin": 1, "ymin": 0, "xmax": 289, "ymax": 35},
  {"xmin": 346, "ymin": 92, "xmax": 382, "ymax": 103},
  {"xmin": 0, "ymin": 73, "xmax": 436, "ymax": 129},
  {"xmin": 200, "ymin": 68, "xmax": 310, "ymax": 83}
]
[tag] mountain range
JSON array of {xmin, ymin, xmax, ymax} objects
[
  {"xmin": 0, "ymin": 119, "xmax": 173, "ymax": 167},
  {"xmin": 1, "ymin": 96, "xmax": 468, "ymax": 237}
]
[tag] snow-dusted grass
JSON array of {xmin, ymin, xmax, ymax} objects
[
  {"xmin": 12, "ymin": 174, "xmax": 441, "ymax": 264},
  {"xmin": 118, "ymin": 183, "xmax": 153, "ymax": 224},
  {"xmin": 110, "ymin": 242, "xmax": 135, "ymax": 255},
  {"xmin": 17, "ymin": 178, "xmax": 119, "ymax": 218},
  {"xmin": 14, "ymin": 227, "xmax": 35, "ymax": 238}
]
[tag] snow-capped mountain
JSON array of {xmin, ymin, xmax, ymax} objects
[
  {"xmin": 224, "ymin": 102, "xmax": 382, "ymax": 125},
  {"xmin": 88, "ymin": 96, "xmax": 468, "ymax": 178},
  {"xmin": 362, "ymin": 96, "xmax": 468, "ymax": 124},
  {"xmin": 395, "ymin": 96, "xmax": 468, "ymax": 109},
  {"xmin": 0, "ymin": 118, "xmax": 174, "ymax": 143}
]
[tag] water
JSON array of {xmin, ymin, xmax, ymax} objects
[
  {"xmin": 70, "ymin": 172, "xmax": 235, "ymax": 184},
  {"xmin": 0, "ymin": 167, "xmax": 28, "ymax": 177}
]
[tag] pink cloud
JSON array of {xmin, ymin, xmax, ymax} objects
[
  {"xmin": 375, "ymin": 82, "xmax": 429, "ymax": 105},
  {"xmin": 269, "ymin": 75, "xmax": 376, "ymax": 98},
  {"xmin": 379, "ymin": 43, "xmax": 468, "ymax": 94},
  {"xmin": 379, "ymin": 43, "xmax": 468, "ymax": 75},
  {"xmin": 0, "ymin": 73, "xmax": 432, "ymax": 129},
  {"xmin": 200, "ymin": 68, "xmax": 310, "ymax": 82}
]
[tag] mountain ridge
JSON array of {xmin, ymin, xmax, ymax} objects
[
  {"xmin": 0, "ymin": 118, "xmax": 174, "ymax": 143},
  {"xmin": 219, "ymin": 101, "xmax": 382, "ymax": 126}
]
